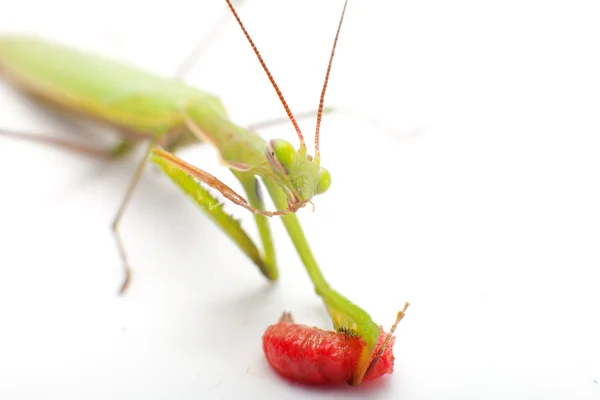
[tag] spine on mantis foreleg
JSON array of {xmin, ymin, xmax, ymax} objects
[
  {"xmin": 261, "ymin": 178, "xmax": 381, "ymax": 385},
  {"xmin": 151, "ymin": 153, "xmax": 275, "ymax": 280}
]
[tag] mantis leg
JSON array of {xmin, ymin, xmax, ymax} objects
[
  {"xmin": 112, "ymin": 136, "xmax": 162, "ymax": 295},
  {"xmin": 151, "ymin": 151, "xmax": 274, "ymax": 280},
  {"xmin": 0, "ymin": 127, "xmax": 153, "ymax": 295},
  {"xmin": 151, "ymin": 147, "xmax": 294, "ymax": 217},
  {"xmin": 0, "ymin": 128, "xmax": 137, "ymax": 159},
  {"xmin": 231, "ymin": 170, "xmax": 277, "ymax": 278}
]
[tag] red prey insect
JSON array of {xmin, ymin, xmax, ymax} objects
[{"xmin": 263, "ymin": 303, "xmax": 409, "ymax": 385}]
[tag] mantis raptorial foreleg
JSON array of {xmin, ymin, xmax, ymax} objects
[
  {"xmin": 151, "ymin": 147, "xmax": 302, "ymax": 217},
  {"xmin": 151, "ymin": 153, "xmax": 272, "ymax": 278}
]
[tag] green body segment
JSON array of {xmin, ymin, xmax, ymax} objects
[
  {"xmin": 0, "ymin": 36, "xmax": 225, "ymax": 136},
  {"xmin": 184, "ymin": 105, "xmax": 271, "ymax": 172}
]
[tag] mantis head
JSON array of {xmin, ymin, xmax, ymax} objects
[
  {"xmin": 266, "ymin": 139, "xmax": 331, "ymax": 208},
  {"xmin": 224, "ymin": 0, "xmax": 346, "ymax": 212}
]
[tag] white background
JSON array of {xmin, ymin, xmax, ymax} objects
[{"xmin": 1, "ymin": 0, "xmax": 599, "ymax": 399}]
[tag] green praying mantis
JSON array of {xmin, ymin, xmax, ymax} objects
[{"xmin": 0, "ymin": 0, "xmax": 407, "ymax": 386}]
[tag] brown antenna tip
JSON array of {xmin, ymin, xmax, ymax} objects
[{"xmin": 314, "ymin": 0, "xmax": 349, "ymax": 165}]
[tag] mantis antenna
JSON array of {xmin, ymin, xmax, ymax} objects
[
  {"xmin": 315, "ymin": 0, "xmax": 348, "ymax": 165},
  {"xmin": 314, "ymin": 0, "xmax": 348, "ymax": 165},
  {"xmin": 224, "ymin": 0, "xmax": 307, "ymax": 151}
]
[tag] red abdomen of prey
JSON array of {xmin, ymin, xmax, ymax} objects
[{"xmin": 262, "ymin": 314, "xmax": 395, "ymax": 385}]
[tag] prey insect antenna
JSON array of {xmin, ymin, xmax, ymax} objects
[
  {"xmin": 363, "ymin": 302, "xmax": 410, "ymax": 379},
  {"xmin": 314, "ymin": 0, "xmax": 348, "ymax": 165},
  {"xmin": 224, "ymin": 0, "xmax": 307, "ymax": 151}
]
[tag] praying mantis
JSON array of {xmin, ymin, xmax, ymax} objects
[{"xmin": 0, "ymin": 0, "xmax": 408, "ymax": 386}]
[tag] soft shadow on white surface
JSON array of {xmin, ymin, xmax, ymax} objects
[{"xmin": 1, "ymin": 0, "xmax": 600, "ymax": 399}]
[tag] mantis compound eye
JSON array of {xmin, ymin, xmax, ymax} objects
[
  {"xmin": 317, "ymin": 167, "xmax": 331, "ymax": 194},
  {"xmin": 269, "ymin": 139, "xmax": 297, "ymax": 174}
]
